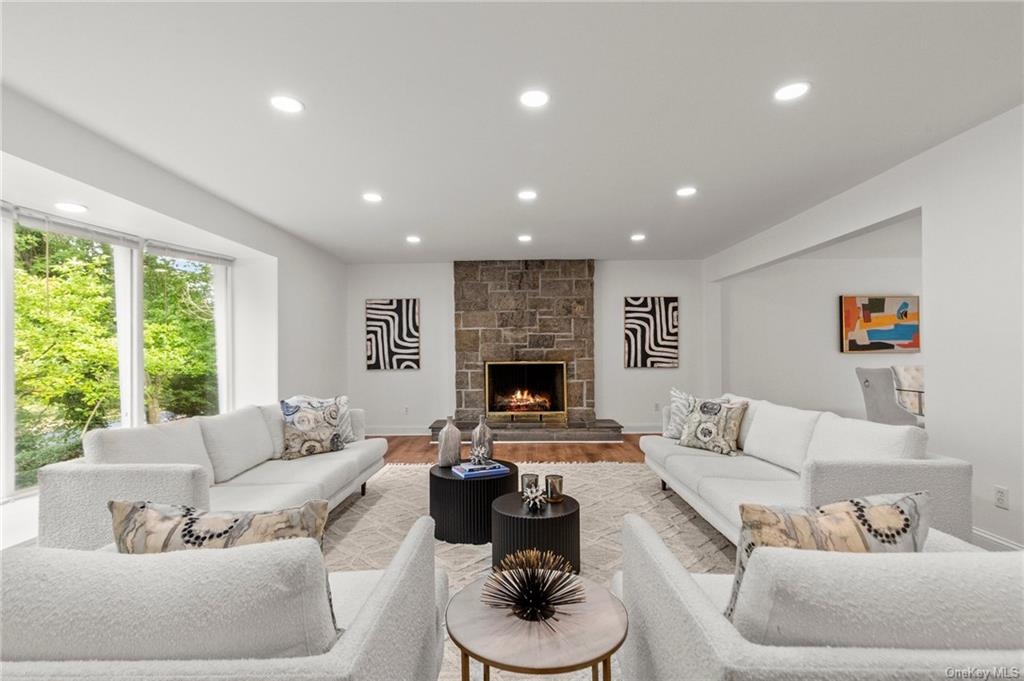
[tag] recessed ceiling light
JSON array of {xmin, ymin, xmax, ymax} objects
[
  {"xmin": 362, "ymin": 192, "xmax": 383, "ymax": 203},
  {"xmin": 518, "ymin": 189, "xmax": 538, "ymax": 202},
  {"xmin": 54, "ymin": 202, "xmax": 88, "ymax": 213},
  {"xmin": 519, "ymin": 90, "xmax": 549, "ymax": 108},
  {"xmin": 631, "ymin": 233, "xmax": 646, "ymax": 242},
  {"xmin": 518, "ymin": 234, "xmax": 533, "ymax": 243},
  {"xmin": 269, "ymin": 95, "xmax": 304, "ymax": 113},
  {"xmin": 406, "ymin": 235, "xmax": 421, "ymax": 244},
  {"xmin": 675, "ymin": 186, "xmax": 697, "ymax": 198},
  {"xmin": 773, "ymin": 82, "xmax": 810, "ymax": 102}
]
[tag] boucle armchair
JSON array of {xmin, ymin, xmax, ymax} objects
[
  {"xmin": 1, "ymin": 517, "xmax": 448, "ymax": 681},
  {"xmin": 613, "ymin": 515, "xmax": 1022, "ymax": 681}
]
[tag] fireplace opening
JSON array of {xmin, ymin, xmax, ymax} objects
[{"xmin": 486, "ymin": 362, "xmax": 567, "ymax": 418}]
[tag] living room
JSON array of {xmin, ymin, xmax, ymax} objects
[{"xmin": 1, "ymin": 2, "xmax": 1022, "ymax": 680}]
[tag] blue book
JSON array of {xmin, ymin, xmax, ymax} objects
[{"xmin": 453, "ymin": 463, "xmax": 509, "ymax": 479}]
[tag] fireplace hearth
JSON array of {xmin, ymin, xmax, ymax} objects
[{"xmin": 486, "ymin": 361, "xmax": 566, "ymax": 420}]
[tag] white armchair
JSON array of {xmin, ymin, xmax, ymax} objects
[{"xmin": 613, "ymin": 515, "xmax": 1020, "ymax": 681}]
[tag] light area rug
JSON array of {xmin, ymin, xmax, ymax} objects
[{"xmin": 323, "ymin": 462, "xmax": 736, "ymax": 681}]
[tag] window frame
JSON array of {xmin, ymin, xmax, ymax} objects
[{"xmin": 0, "ymin": 204, "xmax": 234, "ymax": 499}]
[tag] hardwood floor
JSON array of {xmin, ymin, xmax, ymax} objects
[{"xmin": 382, "ymin": 434, "xmax": 649, "ymax": 463}]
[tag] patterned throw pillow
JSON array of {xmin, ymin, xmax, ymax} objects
[
  {"xmin": 109, "ymin": 499, "xmax": 329, "ymax": 554},
  {"xmin": 725, "ymin": 491, "xmax": 931, "ymax": 618},
  {"xmin": 281, "ymin": 395, "xmax": 355, "ymax": 459},
  {"xmin": 663, "ymin": 388, "xmax": 697, "ymax": 439},
  {"xmin": 679, "ymin": 399, "xmax": 747, "ymax": 454}
]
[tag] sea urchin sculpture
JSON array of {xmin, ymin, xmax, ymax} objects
[
  {"xmin": 480, "ymin": 549, "xmax": 586, "ymax": 630},
  {"xmin": 522, "ymin": 484, "xmax": 547, "ymax": 511}
]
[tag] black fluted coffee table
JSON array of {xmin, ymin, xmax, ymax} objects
[
  {"xmin": 429, "ymin": 461, "xmax": 518, "ymax": 544},
  {"xmin": 491, "ymin": 492, "xmax": 581, "ymax": 573}
]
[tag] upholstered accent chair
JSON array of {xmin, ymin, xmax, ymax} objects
[{"xmin": 856, "ymin": 367, "xmax": 924, "ymax": 427}]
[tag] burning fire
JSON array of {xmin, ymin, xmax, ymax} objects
[{"xmin": 495, "ymin": 388, "xmax": 552, "ymax": 412}]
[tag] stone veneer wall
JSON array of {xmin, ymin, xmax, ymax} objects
[{"xmin": 454, "ymin": 260, "xmax": 595, "ymax": 423}]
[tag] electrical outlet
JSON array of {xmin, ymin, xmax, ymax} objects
[
  {"xmin": 994, "ymin": 485, "xmax": 1010, "ymax": 510},
  {"xmin": 403, "ymin": 405, "xmax": 409, "ymax": 416},
  {"xmin": 654, "ymin": 402, "xmax": 661, "ymax": 413}
]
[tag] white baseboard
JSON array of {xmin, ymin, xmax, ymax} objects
[
  {"xmin": 971, "ymin": 526, "xmax": 1023, "ymax": 551},
  {"xmin": 366, "ymin": 426, "xmax": 429, "ymax": 436}
]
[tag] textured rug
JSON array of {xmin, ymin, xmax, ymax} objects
[{"xmin": 323, "ymin": 462, "xmax": 735, "ymax": 681}]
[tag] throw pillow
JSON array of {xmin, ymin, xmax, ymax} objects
[
  {"xmin": 109, "ymin": 499, "xmax": 329, "ymax": 554},
  {"xmin": 725, "ymin": 491, "xmax": 931, "ymax": 618},
  {"xmin": 281, "ymin": 395, "xmax": 355, "ymax": 459},
  {"xmin": 679, "ymin": 399, "xmax": 747, "ymax": 455},
  {"xmin": 663, "ymin": 388, "xmax": 697, "ymax": 439}
]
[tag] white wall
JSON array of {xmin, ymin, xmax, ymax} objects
[
  {"xmin": 704, "ymin": 106, "xmax": 1023, "ymax": 547},
  {"xmin": 2, "ymin": 88, "xmax": 349, "ymax": 403},
  {"xmin": 594, "ymin": 260, "xmax": 705, "ymax": 432},
  {"xmin": 722, "ymin": 256, "xmax": 923, "ymax": 417},
  {"xmin": 344, "ymin": 263, "xmax": 455, "ymax": 434}
]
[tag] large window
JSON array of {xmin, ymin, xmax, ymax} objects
[
  {"xmin": 143, "ymin": 255, "xmax": 218, "ymax": 422},
  {"xmin": 1, "ymin": 206, "xmax": 233, "ymax": 497},
  {"xmin": 12, "ymin": 225, "xmax": 121, "ymax": 489}
]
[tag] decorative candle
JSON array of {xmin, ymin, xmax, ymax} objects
[
  {"xmin": 521, "ymin": 473, "xmax": 539, "ymax": 492},
  {"xmin": 545, "ymin": 474, "xmax": 564, "ymax": 503}
]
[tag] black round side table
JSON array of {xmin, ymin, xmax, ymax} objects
[
  {"xmin": 429, "ymin": 460, "xmax": 518, "ymax": 545},
  {"xmin": 491, "ymin": 492, "xmax": 581, "ymax": 573}
]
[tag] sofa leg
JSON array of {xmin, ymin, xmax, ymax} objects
[
  {"xmin": 661, "ymin": 480, "xmax": 667, "ymax": 492},
  {"xmin": 360, "ymin": 482, "xmax": 366, "ymax": 497}
]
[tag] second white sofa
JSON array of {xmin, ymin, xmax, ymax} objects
[
  {"xmin": 641, "ymin": 394, "xmax": 973, "ymax": 541},
  {"xmin": 37, "ymin": 403, "xmax": 387, "ymax": 550}
]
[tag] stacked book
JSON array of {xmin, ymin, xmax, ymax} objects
[{"xmin": 452, "ymin": 462, "xmax": 509, "ymax": 479}]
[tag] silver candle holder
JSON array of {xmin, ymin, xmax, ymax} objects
[
  {"xmin": 521, "ymin": 473, "xmax": 539, "ymax": 492},
  {"xmin": 545, "ymin": 475, "xmax": 564, "ymax": 503}
]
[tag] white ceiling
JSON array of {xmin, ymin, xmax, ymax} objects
[{"xmin": 2, "ymin": 2, "xmax": 1021, "ymax": 263}]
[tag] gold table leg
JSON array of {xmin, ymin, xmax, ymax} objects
[
  {"xmin": 592, "ymin": 663, "xmax": 600, "ymax": 681},
  {"xmin": 460, "ymin": 651, "xmax": 469, "ymax": 681},
  {"xmin": 483, "ymin": 663, "xmax": 490, "ymax": 681},
  {"xmin": 602, "ymin": 656, "xmax": 612, "ymax": 681}
]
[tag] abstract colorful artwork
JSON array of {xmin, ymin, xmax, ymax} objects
[{"xmin": 839, "ymin": 295, "xmax": 920, "ymax": 353}]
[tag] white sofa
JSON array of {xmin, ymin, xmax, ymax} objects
[
  {"xmin": 612, "ymin": 515, "xmax": 1022, "ymax": 681},
  {"xmin": 2, "ymin": 517, "xmax": 448, "ymax": 681},
  {"xmin": 37, "ymin": 404, "xmax": 387, "ymax": 550},
  {"xmin": 641, "ymin": 394, "xmax": 973, "ymax": 541}
]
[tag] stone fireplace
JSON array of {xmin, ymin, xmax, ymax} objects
[{"xmin": 453, "ymin": 259, "xmax": 595, "ymax": 424}]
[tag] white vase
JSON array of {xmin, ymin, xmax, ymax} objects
[
  {"xmin": 471, "ymin": 414, "xmax": 494, "ymax": 458},
  {"xmin": 437, "ymin": 416, "xmax": 461, "ymax": 467}
]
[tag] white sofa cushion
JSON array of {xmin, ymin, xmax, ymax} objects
[
  {"xmin": 258, "ymin": 403, "xmax": 286, "ymax": 458},
  {"xmin": 720, "ymin": 393, "xmax": 762, "ymax": 451},
  {"xmin": 82, "ymin": 418, "xmax": 214, "ymax": 482},
  {"xmin": 199, "ymin": 406, "xmax": 276, "ymax": 483},
  {"xmin": 807, "ymin": 412, "xmax": 927, "ymax": 462},
  {"xmin": 696, "ymin": 478, "xmax": 803, "ymax": 528},
  {"xmin": 329, "ymin": 569, "xmax": 383, "ymax": 630},
  {"xmin": 340, "ymin": 437, "xmax": 387, "ymax": 472},
  {"xmin": 741, "ymin": 402, "xmax": 822, "ymax": 473},
  {"xmin": 350, "ymin": 408, "xmax": 367, "ymax": 441},
  {"xmin": 732, "ymin": 547, "xmax": 1023, "ymax": 650},
  {"xmin": 640, "ymin": 435, "xmax": 718, "ymax": 468},
  {"xmin": 665, "ymin": 454, "xmax": 797, "ymax": 492},
  {"xmin": 0, "ymin": 539, "xmax": 337, "ymax": 661},
  {"xmin": 225, "ymin": 454, "xmax": 359, "ymax": 501},
  {"xmin": 209, "ymin": 482, "xmax": 322, "ymax": 512}
]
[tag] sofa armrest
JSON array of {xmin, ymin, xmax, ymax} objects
[
  {"xmin": 801, "ymin": 455, "xmax": 972, "ymax": 540},
  {"xmin": 350, "ymin": 408, "xmax": 367, "ymax": 441},
  {"xmin": 37, "ymin": 460, "xmax": 211, "ymax": 550},
  {"xmin": 620, "ymin": 514, "xmax": 748, "ymax": 681},
  {"xmin": 661, "ymin": 404, "xmax": 671, "ymax": 435},
  {"xmin": 330, "ymin": 516, "xmax": 442, "ymax": 681}
]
